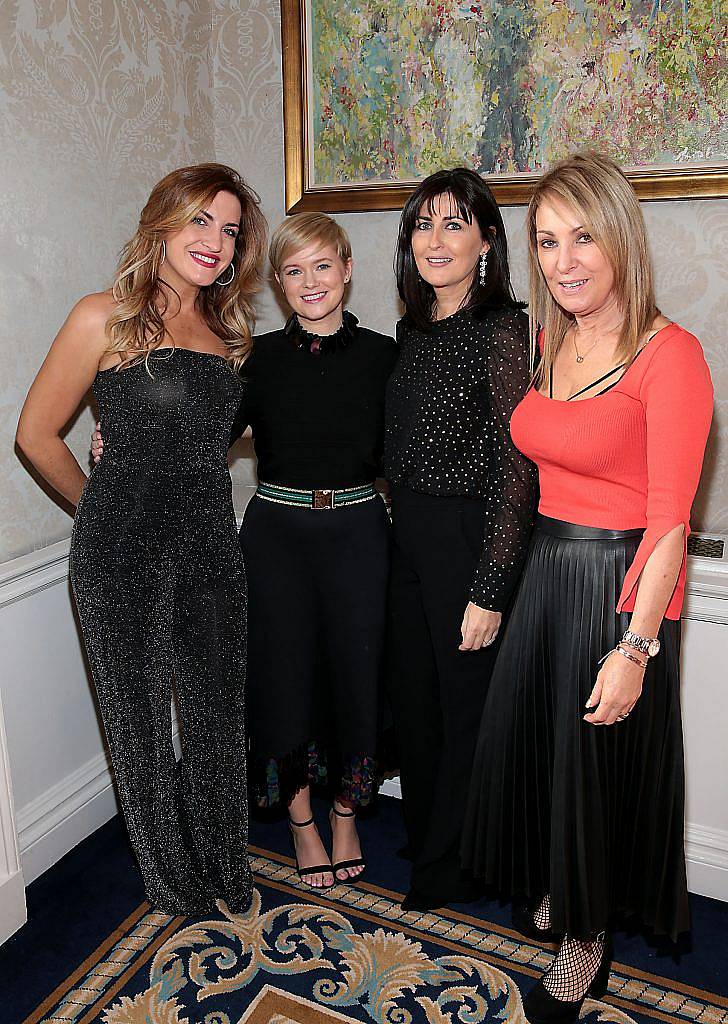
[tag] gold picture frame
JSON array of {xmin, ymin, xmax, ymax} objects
[{"xmin": 281, "ymin": 0, "xmax": 727, "ymax": 213}]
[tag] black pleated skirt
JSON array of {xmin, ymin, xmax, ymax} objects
[{"xmin": 461, "ymin": 515, "xmax": 689, "ymax": 941}]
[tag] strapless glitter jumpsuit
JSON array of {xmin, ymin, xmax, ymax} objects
[{"xmin": 70, "ymin": 349, "xmax": 251, "ymax": 915}]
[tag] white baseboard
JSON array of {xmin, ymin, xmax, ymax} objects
[
  {"xmin": 13, "ymin": 766, "xmax": 728, "ymax": 901},
  {"xmin": 15, "ymin": 748, "xmax": 119, "ymax": 884},
  {"xmin": 16, "ymin": 720, "xmax": 182, "ymax": 885},
  {"xmin": 379, "ymin": 777, "xmax": 728, "ymax": 902},
  {"xmin": 378, "ymin": 778, "xmax": 402, "ymax": 800},
  {"xmin": 2, "ymin": 539, "xmax": 727, "ymax": 903},
  {"xmin": 685, "ymin": 823, "xmax": 728, "ymax": 901},
  {"xmin": 0, "ymin": 870, "xmax": 26, "ymax": 944}
]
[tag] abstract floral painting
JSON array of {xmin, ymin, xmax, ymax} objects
[{"xmin": 305, "ymin": 0, "xmax": 726, "ymax": 189}]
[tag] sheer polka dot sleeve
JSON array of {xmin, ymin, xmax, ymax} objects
[{"xmin": 470, "ymin": 312, "xmax": 538, "ymax": 611}]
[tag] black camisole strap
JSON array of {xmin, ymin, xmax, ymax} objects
[
  {"xmin": 568, "ymin": 361, "xmax": 626, "ymax": 401},
  {"xmin": 545, "ymin": 327, "xmax": 661, "ymax": 401}
]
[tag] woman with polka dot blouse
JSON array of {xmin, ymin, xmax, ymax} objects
[{"xmin": 384, "ymin": 168, "xmax": 538, "ymax": 911}]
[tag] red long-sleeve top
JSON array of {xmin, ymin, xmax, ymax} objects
[{"xmin": 510, "ymin": 323, "xmax": 713, "ymax": 618}]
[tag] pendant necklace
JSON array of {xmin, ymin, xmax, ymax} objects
[{"xmin": 572, "ymin": 330, "xmax": 599, "ymax": 363}]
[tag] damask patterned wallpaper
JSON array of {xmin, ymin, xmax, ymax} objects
[
  {"xmin": 0, "ymin": 0, "xmax": 217, "ymax": 561},
  {"xmin": 1, "ymin": 0, "xmax": 726, "ymax": 563}
]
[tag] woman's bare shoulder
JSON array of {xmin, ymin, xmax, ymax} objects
[
  {"xmin": 650, "ymin": 313, "xmax": 672, "ymax": 334},
  {"xmin": 68, "ymin": 290, "xmax": 116, "ymax": 331},
  {"xmin": 45, "ymin": 291, "xmax": 119, "ymax": 371}
]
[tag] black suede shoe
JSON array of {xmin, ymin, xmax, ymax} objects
[
  {"xmin": 401, "ymin": 879, "xmax": 481, "ymax": 913},
  {"xmin": 522, "ymin": 933, "xmax": 613, "ymax": 1023},
  {"xmin": 512, "ymin": 899, "xmax": 558, "ymax": 944},
  {"xmin": 401, "ymin": 888, "xmax": 441, "ymax": 912},
  {"xmin": 586, "ymin": 932, "xmax": 613, "ymax": 999},
  {"xmin": 523, "ymin": 980, "xmax": 583, "ymax": 1024}
]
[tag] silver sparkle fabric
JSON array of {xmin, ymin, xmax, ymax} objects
[{"xmin": 70, "ymin": 349, "xmax": 251, "ymax": 915}]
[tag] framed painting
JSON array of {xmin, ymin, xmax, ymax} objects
[{"xmin": 281, "ymin": 0, "xmax": 728, "ymax": 212}]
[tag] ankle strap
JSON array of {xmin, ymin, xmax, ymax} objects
[
  {"xmin": 331, "ymin": 806, "xmax": 355, "ymax": 818},
  {"xmin": 289, "ymin": 815, "xmax": 315, "ymax": 828}
]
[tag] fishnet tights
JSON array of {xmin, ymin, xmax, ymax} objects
[
  {"xmin": 543, "ymin": 932, "xmax": 605, "ymax": 1002},
  {"xmin": 533, "ymin": 892, "xmax": 551, "ymax": 930}
]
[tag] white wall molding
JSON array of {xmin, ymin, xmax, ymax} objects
[
  {"xmin": 0, "ymin": 870, "xmax": 26, "ymax": 945},
  {"xmin": 0, "ymin": 688, "xmax": 26, "ymax": 943},
  {"xmin": 685, "ymin": 823, "xmax": 728, "ymax": 901},
  {"xmin": 0, "ymin": 538, "xmax": 71, "ymax": 610},
  {"xmin": 682, "ymin": 556, "xmax": 728, "ymax": 624},
  {"xmin": 379, "ymin": 777, "xmax": 728, "ymax": 901},
  {"xmin": 3, "ymin": 543, "xmax": 724, "ymax": 616},
  {"xmin": 15, "ymin": 723, "xmax": 182, "ymax": 885},
  {"xmin": 16, "ymin": 746, "xmax": 119, "ymax": 885},
  {"xmin": 1, "ymin": 540, "xmax": 726, "ymax": 904},
  {"xmin": 378, "ymin": 778, "xmax": 402, "ymax": 800}
]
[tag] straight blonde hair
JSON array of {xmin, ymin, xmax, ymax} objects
[
  {"xmin": 527, "ymin": 152, "xmax": 658, "ymax": 387},
  {"xmin": 268, "ymin": 212, "xmax": 352, "ymax": 275},
  {"xmin": 107, "ymin": 164, "xmax": 267, "ymax": 370}
]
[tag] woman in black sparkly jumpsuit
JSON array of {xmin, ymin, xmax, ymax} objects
[
  {"xmin": 385, "ymin": 169, "xmax": 538, "ymax": 911},
  {"xmin": 16, "ymin": 164, "xmax": 267, "ymax": 915}
]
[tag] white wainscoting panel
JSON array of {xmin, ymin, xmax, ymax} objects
[
  {"xmin": 0, "ymin": 538, "xmax": 726, "ymax": 915},
  {"xmin": 0, "ymin": 539, "xmax": 116, "ymax": 885},
  {"xmin": 0, "ymin": 687, "xmax": 26, "ymax": 943},
  {"xmin": 681, "ymin": 563, "xmax": 728, "ymax": 901}
]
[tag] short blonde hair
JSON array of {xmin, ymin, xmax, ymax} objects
[
  {"xmin": 269, "ymin": 212, "xmax": 352, "ymax": 274},
  {"xmin": 527, "ymin": 151, "xmax": 658, "ymax": 387}
]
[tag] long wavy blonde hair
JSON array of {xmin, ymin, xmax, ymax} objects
[
  {"xmin": 107, "ymin": 163, "xmax": 267, "ymax": 370},
  {"xmin": 527, "ymin": 151, "xmax": 658, "ymax": 388}
]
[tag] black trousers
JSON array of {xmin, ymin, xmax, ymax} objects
[
  {"xmin": 240, "ymin": 493, "xmax": 390, "ymax": 806},
  {"xmin": 387, "ymin": 486, "xmax": 499, "ymax": 903}
]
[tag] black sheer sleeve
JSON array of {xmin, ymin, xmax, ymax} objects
[{"xmin": 469, "ymin": 312, "xmax": 538, "ymax": 612}]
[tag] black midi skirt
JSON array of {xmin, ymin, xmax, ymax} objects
[{"xmin": 461, "ymin": 515, "xmax": 689, "ymax": 941}]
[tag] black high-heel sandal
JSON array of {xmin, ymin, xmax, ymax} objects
[
  {"xmin": 329, "ymin": 805, "xmax": 366, "ymax": 881},
  {"xmin": 288, "ymin": 816, "xmax": 334, "ymax": 890},
  {"xmin": 523, "ymin": 932, "xmax": 613, "ymax": 1024}
]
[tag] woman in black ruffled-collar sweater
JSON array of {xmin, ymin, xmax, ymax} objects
[{"xmin": 231, "ymin": 213, "xmax": 397, "ymax": 890}]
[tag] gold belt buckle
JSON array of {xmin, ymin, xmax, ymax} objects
[{"xmin": 313, "ymin": 489, "xmax": 334, "ymax": 509}]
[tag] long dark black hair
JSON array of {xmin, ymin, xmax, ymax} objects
[{"xmin": 395, "ymin": 167, "xmax": 522, "ymax": 331}]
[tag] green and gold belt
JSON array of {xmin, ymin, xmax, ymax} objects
[{"xmin": 256, "ymin": 481, "xmax": 378, "ymax": 509}]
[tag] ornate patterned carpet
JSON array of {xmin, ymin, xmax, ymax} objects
[{"xmin": 22, "ymin": 844, "xmax": 728, "ymax": 1024}]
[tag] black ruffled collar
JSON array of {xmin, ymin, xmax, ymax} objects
[{"xmin": 284, "ymin": 310, "xmax": 359, "ymax": 356}]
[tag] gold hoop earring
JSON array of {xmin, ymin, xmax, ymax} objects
[
  {"xmin": 160, "ymin": 240, "xmax": 166, "ymax": 265},
  {"xmin": 217, "ymin": 262, "xmax": 235, "ymax": 286}
]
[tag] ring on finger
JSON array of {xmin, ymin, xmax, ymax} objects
[
  {"xmin": 616, "ymin": 713, "xmax": 630, "ymax": 721},
  {"xmin": 481, "ymin": 637, "xmax": 495, "ymax": 647}
]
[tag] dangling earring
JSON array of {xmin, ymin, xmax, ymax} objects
[
  {"xmin": 479, "ymin": 250, "xmax": 489, "ymax": 286},
  {"xmin": 217, "ymin": 261, "xmax": 235, "ymax": 286},
  {"xmin": 160, "ymin": 240, "xmax": 166, "ymax": 265}
]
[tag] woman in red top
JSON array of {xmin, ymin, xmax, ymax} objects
[{"xmin": 461, "ymin": 152, "xmax": 713, "ymax": 1024}]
